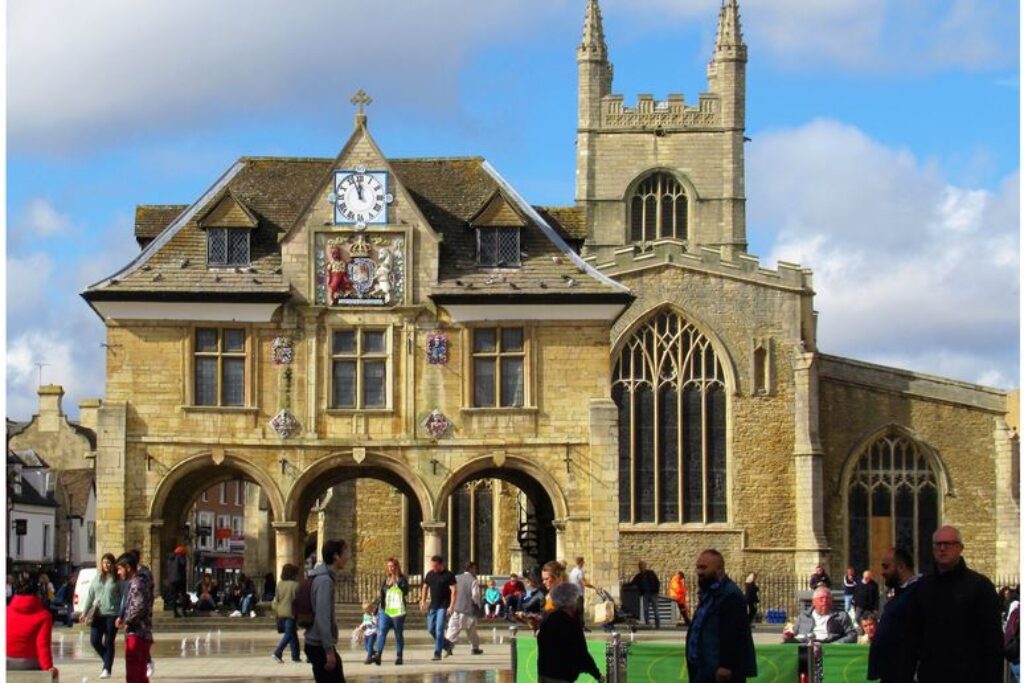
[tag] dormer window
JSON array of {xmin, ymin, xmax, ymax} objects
[
  {"xmin": 630, "ymin": 172, "xmax": 688, "ymax": 242},
  {"xmin": 207, "ymin": 228, "xmax": 250, "ymax": 266},
  {"xmin": 477, "ymin": 227, "xmax": 520, "ymax": 267}
]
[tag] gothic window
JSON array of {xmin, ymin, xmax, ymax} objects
[
  {"xmin": 446, "ymin": 481, "xmax": 494, "ymax": 574},
  {"xmin": 207, "ymin": 228, "xmax": 250, "ymax": 266},
  {"xmin": 330, "ymin": 329, "xmax": 389, "ymax": 409},
  {"xmin": 472, "ymin": 327, "xmax": 525, "ymax": 408},
  {"xmin": 629, "ymin": 173, "xmax": 688, "ymax": 243},
  {"xmin": 613, "ymin": 310, "xmax": 727, "ymax": 524},
  {"xmin": 847, "ymin": 433, "xmax": 940, "ymax": 573},
  {"xmin": 477, "ymin": 227, "xmax": 521, "ymax": 267},
  {"xmin": 194, "ymin": 327, "xmax": 246, "ymax": 406}
]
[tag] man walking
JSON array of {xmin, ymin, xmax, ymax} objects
[
  {"xmin": 569, "ymin": 557, "xmax": 594, "ymax": 629},
  {"xmin": 685, "ymin": 549, "xmax": 757, "ymax": 683},
  {"xmin": 115, "ymin": 553, "xmax": 153, "ymax": 683},
  {"xmin": 629, "ymin": 561, "xmax": 661, "ymax": 629},
  {"xmin": 419, "ymin": 555, "xmax": 456, "ymax": 661},
  {"xmin": 444, "ymin": 561, "xmax": 484, "ymax": 656},
  {"xmin": 304, "ymin": 539, "xmax": 348, "ymax": 683},
  {"xmin": 165, "ymin": 546, "xmax": 188, "ymax": 618},
  {"xmin": 913, "ymin": 525, "xmax": 1003, "ymax": 683},
  {"xmin": 868, "ymin": 547, "xmax": 921, "ymax": 683}
]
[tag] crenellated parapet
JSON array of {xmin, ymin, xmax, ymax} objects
[{"xmin": 599, "ymin": 93, "xmax": 720, "ymax": 130}]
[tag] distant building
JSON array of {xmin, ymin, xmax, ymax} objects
[
  {"xmin": 7, "ymin": 449, "xmax": 59, "ymax": 569},
  {"xmin": 188, "ymin": 479, "xmax": 248, "ymax": 587}
]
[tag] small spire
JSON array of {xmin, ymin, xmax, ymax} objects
[
  {"xmin": 350, "ymin": 89, "xmax": 372, "ymax": 127},
  {"xmin": 714, "ymin": 0, "xmax": 747, "ymax": 60},
  {"xmin": 578, "ymin": 0, "xmax": 607, "ymax": 61}
]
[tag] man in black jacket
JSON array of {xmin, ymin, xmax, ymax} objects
[
  {"xmin": 913, "ymin": 525, "xmax": 1003, "ymax": 683},
  {"xmin": 868, "ymin": 547, "xmax": 920, "ymax": 683},
  {"xmin": 685, "ymin": 549, "xmax": 757, "ymax": 683},
  {"xmin": 537, "ymin": 582, "xmax": 603, "ymax": 682},
  {"xmin": 629, "ymin": 561, "xmax": 661, "ymax": 629},
  {"xmin": 853, "ymin": 570, "xmax": 880, "ymax": 625}
]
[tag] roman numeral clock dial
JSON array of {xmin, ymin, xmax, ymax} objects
[{"xmin": 328, "ymin": 168, "xmax": 393, "ymax": 228}]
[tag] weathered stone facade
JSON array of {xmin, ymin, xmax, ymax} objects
[{"xmin": 77, "ymin": 0, "xmax": 1017, "ymax": 605}]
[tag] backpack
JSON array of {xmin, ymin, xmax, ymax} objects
[{"xmin": 292, "ymin": 577, "xmax": 315, "ymax": 629}]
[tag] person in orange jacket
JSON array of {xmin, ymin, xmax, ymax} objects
[{"xmin": 669, "ymin": 571, "xmax": 691, "ymax": 626}]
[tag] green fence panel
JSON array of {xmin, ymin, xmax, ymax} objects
[
  {"xmin": 624, "ymin": 642, "xmax": 799, "ymax": 683},
  {"xmin": 820, "ymin": 644, "xmax": 870, "ymax": 683},
  {"xmin": 514, "ymin": 635, "xmax": 607, "ymax": 683}
]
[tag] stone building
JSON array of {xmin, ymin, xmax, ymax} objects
[{"xmin": 79, "ymin": 0, "xmax": 1018, "ymax": 599}]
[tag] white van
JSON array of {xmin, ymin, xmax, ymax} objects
[{"xmin": 73, "ymin": 568, "xmax": 97, "ymax": 617}]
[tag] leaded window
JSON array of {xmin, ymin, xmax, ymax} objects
[
  {"xmin": 194, "ymin": 327, "xmax": 246, "ymax": 406},
  {"xmin": 613, "ymin": 310, "xmax": 726, "ymax": 524},
  {"xmin": 330, "ymin": 329, "xmax": 388, "ymax": 409},
  {"xmin": 847, "ymin": 433, "xmax": 939, "ymax": 573},
  {"xmin": 472, "ymin": 327, "xmax": 525, "ymax": 408},
  {"xmin": 629, "ymin": 173, "xmax": 688, "ymax": 243},
  {"xmin": 477, "ymin": 228, "xmax": 521, "ymax": 267},
  {"xmin": 207, "ymin": 228, "xmax": 251, "ymax": 266},
  {"xmin": 446, "ymin": 481, "xmax": 493, "ymax": 574}
]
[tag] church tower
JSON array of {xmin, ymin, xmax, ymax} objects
[{"xmin": 576, "ymin": 0, "xmax": 749, "ymax": 261}]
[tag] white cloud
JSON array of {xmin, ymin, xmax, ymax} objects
[
  {"xmin": 748, "ymin": 119, "xmax": 1019, "ymax": 388},
  {"xmin": 24, "ymin": 199, "xmax": 71, "ymax": 236},
  {"xmin": 6, "ymin": 330, "xmax": 82, "ymax": 419}
]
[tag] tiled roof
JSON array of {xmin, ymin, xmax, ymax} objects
[
  {"xmin": 58, "ymin": 469, "xmax": 95, "ymax": 517},
  {"xmin": 536, "ymin": 206, "xmax": 587, "ymax": 242},
  {"xmin": 88, "ymin": 155, "xmax": 627, "ymax": 302},
  {"xmin": 135, "ymin": 205, "xmax": 188, "ymax": 247}
]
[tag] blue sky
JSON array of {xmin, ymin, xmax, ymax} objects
[{"xmin": 6, "ymin": 0, "xmax": 1020, "ymax": 419}]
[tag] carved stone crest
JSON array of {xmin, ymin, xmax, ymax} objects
[
  {"xmin": 422, "ymin": 409, "xmax": 453, "ymax": 440},
  {"xmin": 352, "ymin": 447, "xmax": 366, "ymax": 464},
  {"xmin": 271, "ymin": 337, "xmax": 294, "ymax": 366},
  {"xmin": 269, "ymin": 410, "xmax": 300, "ymax": 439},
  {"xmin": 426, "ymin": 332, "xmax": 449, "ymax": 365}
]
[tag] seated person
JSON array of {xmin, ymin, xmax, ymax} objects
[
  {"xmin": 6, "ymin": 572, "xmax": 58, "ymax": 676},
  {"xmin": 857, "ymin": 611, "xmax": 878, "ymax": 644},
  {"xmin": 518, "ymin": 573, "xmax": 545, "ymax": 615},
  {"xmin": 196, "ymin": 575, "xmax": 217, "ymax": 611},
  {"xmin": 49, "ymin": 576, "xmax": 75, "ymax": 627},
  {"xmin": 783, "ymin": 586, "xmax": 857, "ymax": 644},
  {"xmin": 501, "ymin": 573, "xmax": 526, "ymax": 621},
  {"xmin": 484, "ymin": 579, "xmax": 503, "ymax": 619}
]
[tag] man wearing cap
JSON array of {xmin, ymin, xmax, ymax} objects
[{"xmin": 165, "ymin": 545, "xmax": 188, "ymax": 618}]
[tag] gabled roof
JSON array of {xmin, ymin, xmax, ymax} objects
[
  {"xmin": 195, "ymin": 190, "xmax": 260, "ymax": 229},
  {"xmin": 58, "ymin": 469, "xmax": 95, "ymax": 517},
  {"xmin": 536, "ymin": 206, "xmax": 587, "ymax": 242},
  {"xmin": 135, "ymin": 205, "xmax": 188, "ymax": 247}
]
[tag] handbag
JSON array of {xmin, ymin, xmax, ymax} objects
[{"xmin": 83, "ymin": 605, "xmax": 97, "ymax": 626}]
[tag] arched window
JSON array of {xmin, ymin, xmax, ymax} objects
[
  {"xmin": 630, "ymin": 173, "xmax": 688, "ymax": 243},
  {"xmin": 847, "ymin": 432, "xmax": 940, "ymax": 573},
  {"xmin": 446, "ymin": 480, "xmax": 494, "ymax": 574},
  {"xmin": 612, "ymin": 310, "xmax": 727, "ymax": 524}
]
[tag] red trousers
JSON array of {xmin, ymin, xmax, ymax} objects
[{"xmin": 125, "ymin": 634, "xmax": 152, "ymax": 683}]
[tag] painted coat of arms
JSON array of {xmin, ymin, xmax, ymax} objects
[
  {"xmin": 426, "ymin": 332, "xmax": 449, "ymax": 365},
  {"xmin": 271, "ymin": 337, "xmax": 294, "ymax": 366},
  {"xmin": 422, "ymin": 409, "xmax": 453, "ymax": 439},
  {"xmin": 269, "ymin": 409, "xmax": 300, "ymax": 439},
  {"xmin": 315, "ymin": 233, "xmax": 404, "ymax": 306}
]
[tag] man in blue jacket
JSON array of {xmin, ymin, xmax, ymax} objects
[{"xmin": 686, "ymin": 549, "xmax": 757, "ymax": 683}]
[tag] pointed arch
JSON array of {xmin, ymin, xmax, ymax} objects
[{"xmin": 623, "ymin": 168, "xmax": 698, "ymax": 243}]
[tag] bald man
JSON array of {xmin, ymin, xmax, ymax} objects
[
  {"xmin": 912, "ymin": 525, "xmax": 1003, "ymax": 683},
  {"xmin": 685, "ymin": 549, "xmax": 757, "ymax": 683}
]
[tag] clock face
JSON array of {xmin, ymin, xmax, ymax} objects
[{"xmin": 333, "ymin": 170, "xmax": 389, "ymax": 226}]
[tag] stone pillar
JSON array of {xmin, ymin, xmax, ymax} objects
[
  {"xmin": 94, "ymin": 402, "xmax": 128, "ymax": 560},
  {"xmin": 421, "ymin": 521, "xmax": 445, "ymax": 570},
  {"xmin": 244, "ymin": 483, "xmax": 271, "ymax": 578},
  {"xmin": 588, "ymin": 398, "xmax": 621, "ymax": 599},
  {"xmin": 37, "ymin": 385, "xmax": 65, "ymax": 433},
  {"xmin": 273, "ymin": 521, "xmax": 300, "ymax": 578},
  {"xmin": 150, "ymin": 521, "xmax": 165, "ymax": 611},
  {"xmin": 792, "ymin": 352, "xmax": 829, "ymax": 574},
  {"xmin": 552, "ymin": 519, "xmax": 567, "ymax": 565},
  {"xmin": 994, "ymin": 417, "xmax": 1020, "ymax": 576},
  {"xmin": 77, "ymin": 398, "xmax": 102, "ymax": 436}
]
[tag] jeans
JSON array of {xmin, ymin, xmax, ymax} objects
[
  {"xmin": 240, "ymin": 594, "xmax": 255, "ymax": 615},
  {"xmin": 843, "ymin": 594, "xmax": 853, "ymax": 613},
  {"xmin": 273, "ymin": 617, "xmax": 300, "ymax": 662},
  {"xmin": 641, "ymin": 593, "xmax": 661, "ymax": 628},
  {"xmin": 375, "ymin": 610, "xmax": 405, "ymax": 658},
  {"xmin": 1010, "ymin": 661, "xmax": 1020, "ymax": 683},
  {"xmin": 363, "ymin": 635, "xmax": 375, "ymax": 655},
  {"xmin": 90, "ymin": 613, "xmax": 118, "ymax": 672},
  {"xmin": 304, "ymin": 643, "xmax": 344, "ymax": 683},
  {"xmin": 426, "ymin": 607, "xmax": 450, "ymax": 656},
  {"xmin": 125, "ymin": 634, "xmax": 152, "ymax": 683},
  {"xmin": 504, "ymin": 595, "xmax": 521, "ymax": 620}
]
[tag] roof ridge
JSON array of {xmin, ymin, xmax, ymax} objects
[
  {"xmin": 389, "ymin": 155, "xmax": 485, "ymax": 162},
  {"xmin": 239, "ymin": 155, "xmax": 333, "ymax": 162}
]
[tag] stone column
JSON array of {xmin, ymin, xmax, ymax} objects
[
  {"xmin": 94, "ymin": 402, "xmax": 128, "ymax": 561},
  {"xmin": 150, "ymin": 521, "xmax": 165, "ymax": 612},
  {"xmin": 993, "ymin": 417, "xmax": 1020, "ymax": 576},
  {"xmin": 588, "ymin": 398, "xmax": 621, "ymax": 599},
  {"xmin": 421, "ymin": 521, "xmax": 445, "ymax": 570},
  {"xmin": 273, "ymin": 521, "xmax": 300, "ymax": 577},
  {"xmin": 792, "ymin": 352, "xmax": 829, "ymax": 574},
  {"xmin": 552, "ymin": 519, "xmax": 567, "ymax": 564}
]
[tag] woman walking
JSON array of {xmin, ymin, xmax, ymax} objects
[
  {"xmin": 270, "ymin": 564, "xmax": 301, "ymax": 664},
  {"xmin": 744, "ymin": 572, "xmax": 760, "ymax": 624},
  {"xmin": 80, "ymin": 553, "xmax": 122, "ymax": 679},
  {"xmin": 372, "ymin": 557, "xmax": 409, "ymax": 666}
]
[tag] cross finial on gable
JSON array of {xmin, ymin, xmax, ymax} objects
[{"xmin": 351, "ymin": 89, "xmax": 372, "ymax": 127}]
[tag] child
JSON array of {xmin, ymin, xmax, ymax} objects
[
  {"xmin": 484, "ymin": 579, "xmax": 503, "ymax": 619},
  {"xmin": 352, "ymin": 600, "xmax": 378, "ymax": 664}
]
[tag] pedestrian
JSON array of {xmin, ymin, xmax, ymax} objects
[
  {"xmin": 119, "ymin": 549, "xmax": 156, "ymax": 680},
  {"xmin": 628, "ymin": 561, "xmax": 661, "ymax": 629},
  {"xmin": 913, "ymin": 525, "xmax": 1003, "ymax": 683},
  {"xmin": 230, "ymin": 573, "xmax": 257, "ymax": 618},
  {"xmin": 1005, "ymin": 588, "xmax": 1020, "ymax": 683},
  {"xmin": 80, "ymin": 552, "xmax": 122, "ymax": 679},
  {"xmin": 853, "ymin": 570, "xmax": 880, "ymax": 625},
  {"xmin": 444, "ymin": 560, "xmax": 484, "ymax": 656},
  {"xmin": 843, "ymin": 566, "xmax": 858, "ymax": 613},
  {"xmin": 37, "ymin": 573, "xmax": 55, "ymax": 608},
  {"xmin": 858, "ymin": 612, "xmax": 878, "ymax": 644},
  {"xmin": 419, "ymin": 554, "xmax": 456, "ymax": 661},
  {"xmin": 484, "ymin": 579, "xmax": 502, "ymax": 619},
  {"xmin": 115, "ymin": 552, "xmax": 153, "ymax": 683},
  {"xmin": 372, "ymin": 557, "xmax": 409, "ymax": 665},
  {"xmin": 685, "ymin": 549, "xmax": 757, "ymax": 683},
  {"xmin": 569, "ymin": 557, "xmax": 594, "ymax": 630},
  {"xmin": 809, "ymin": 564, "xmax": 832, "ymax": 590},
  {"xmin": 165, "ymin": 545, "xmax": 188, "ymax": 618},
  {"xmin": 270, "ymin": 563, "xmax": 302, "ymax": 664},
  {"xmin": 303, "ymin": 538, "xmax": 347, "ymax": 683},
  {"xmin": 669, "ymin": 571, "xmax": 691, "ymax": 626},
  {"xmin": 501, "ymin": 572, "xmax": 526, "ymax": 621},
  {"xmin": 744, "ymin": 572, "xmax": 760, "ymax": 624},
  {"xmin": 196, "ymin": 574, "xmax": 217, "ymax": 611},
  {"xmin": 537, "ymin": 582, "xmax": 603, "ymax": 683},
  {"xmin": 868, "ymin": 547, "xmax": 921, "ymax": 683},
  {"xmin": 6, "ymin": 571, "xmax": 59, "ymax": 677},
  {"xmin": 352, "ymin": 600, "xmax": 378, "ymax": 664},
  {"xmin": 518, "ymin": 571, "xmax": 545, "ymax": 617}
]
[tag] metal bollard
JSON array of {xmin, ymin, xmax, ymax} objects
[
  {"xmin": 510, "ymin": 624, "xmax": 519, "ymax": 681},
  {"xmin": 610, "ymin": 630, "xmax": 621, "ymax": 683}
]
